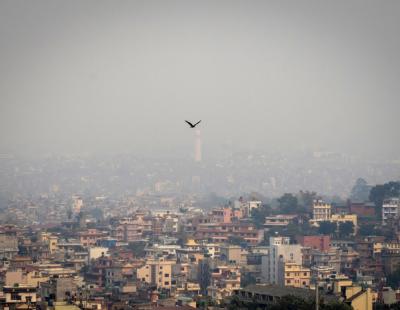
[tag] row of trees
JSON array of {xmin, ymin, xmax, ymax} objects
[
  {"xmin": 318, "ymin": 221, "xmax": 354, "ymax": 238},
  {"xmin": 251, "ymin": 191, "xmax": 318, "ymax": 229},
  {"xmin": 226, "ymin": 295, "xmax": 352, "ymax": 310}
]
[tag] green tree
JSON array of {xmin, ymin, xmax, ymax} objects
[
  {"xmin": 359, "ymin": 224, "xmax": 380, "ymax": 236},
  {"xmin": 278, "ymin": 193, "xmax": 299, "ymax": 214},
  {"xmin": 318, "ymin": 221, "xmax": 337, "ymax": 235},
  {"xmin": 350, "ymin": 178, "xmax": 371, "ymax": 202},
  {"xmin": 227, "ymin": 295, "xmax": 352, "ymax": 310},
  {"xmin": 297, "ymin": 191, "xmax": 318, "ymax": 213},
  {"xmin": 387, "ymin": 267, "xmax": 400, "ymax": 289},
  {"xmin": 269, "ymin": 295, "xmax": 314, "ymax": 310},
  {"xmin": 338, "ymin": 221, "xmax": 354, "ymax": 238},
  {"xmin": 369, "ymin": 181, "xmax": 400, "ymax": 217},
  {"xmin": 251, "ymin": 204, "xmax": 272, "ymax": 228},
  {"xmin": 321, "ymin": 302, "xmax": 353, "ymax": 310}
]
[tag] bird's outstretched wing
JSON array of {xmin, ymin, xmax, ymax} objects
[
  {"xmin": 194, "ymin": 120, "xmax": 201, "ymax": 127},
  {"xmin": 185, "ymin": 120, "xmax": 194, "ymax": 127}
]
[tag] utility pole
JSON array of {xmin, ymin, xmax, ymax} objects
[{"xmin": 313, "ymin": 267, "xmax": 319, "ymax": 310}]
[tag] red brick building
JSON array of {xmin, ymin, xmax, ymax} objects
[
  {"xmin": 296, "ymin": 235, "xmax": 331, "ymax": 252},
  {"xmin": 349, "ymin": 202, "xmax": 376, "ymax": 217}
]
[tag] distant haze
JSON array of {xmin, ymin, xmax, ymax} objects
[{"xmin": 0, "ymin": 1, "xmax": 399, "ymax": 159}]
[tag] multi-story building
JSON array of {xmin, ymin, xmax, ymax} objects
[
  {"xmin": 219, "ymin": 245, "xmax": 247, "ymax": 265},
  {"xmin": 310, "ymin": 200, "xmax": 332, "ymax": 225},
  {"xmin": 340, "ymin": 248, "xmax": 359, "ymax": 276},
  {"xmin": 382, "ymin": 247, "xmax": 400, "ymax": 275},
  {"xmin": 111, "ymin": 214, "xmax": 152, "ymax": 242},
  {"xmin": 207, "ymin": 265, "xmax": 241, "ymax": 302},
  {"xmin": 79, "ymin": 229, "xmax": 105, "ymax": 247},
  {"xmin": 382, "ymin": 198, "xmax": 400, "ymax": 225},
  {"xmin": 162, "ymin": 215, "xmax": 180, "ymax": 234},
  {"xmin": 210, "ymin": 207, "xmax": 243, "ymax": 224},
  {"xmin": 195, "ymin": 222, "xmax": 262, "ymax": 245},
  {"xmin": 277, "ymin": 260, "xmax": 310, "ymax": 288},
  {"xmin": 355, "ymin": 236, "xmax": 384, "ymax": 278},
  {"xmin": 5, "ymin": 269, "xmax": 49, "ymax": 288},
  {"xmin": 262, "ymin": 237, "xmax": 303, "ymax": 284},
  {"xmin": 0, "ymin": 285, "xmax": 38, "ymax": 309},
  {"xmin": 137, "ymin": 257, "xmax": 174, "ymax": 290},
  {"xmin": 312, "ymin": 247, "xmax": 341, "ymax": 274},
  {"xmin": 0, "ymin": 226, "xmax": 18, "ymax": 259},
  {"xmin": 72, "ymin": 195, "xmax": 84, "ymax": 214},
  {"xmin": 40, "ymin": 277, "xmax": 78, "ymax": 302},
  {"xmin": 349, "ymin": 202, "xmax": 375, "ymax": 218},
  {"xmin": 309, "ymin": 200, "xmax": 358, "ymax": 232}
]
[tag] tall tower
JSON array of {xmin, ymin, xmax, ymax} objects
[{"xmin": 194, "ymin": 129, "xmax": 202, "ymax": 163}]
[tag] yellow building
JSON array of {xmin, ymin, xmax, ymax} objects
[
  {"xmin": 345, "ymin": 287, "xmax": 373, "ymax": 310},
  {"xmin": 6, "ymin": 270, "xmax": 49, "ymax": 288},
  {"xmin": 137, "ymin": 258, "xmax": 174, "ymax": 290},
  {"xmin": 39, "ymin": 232, "xmax": 58, "ymax": 254},
  {"xmin": 332, "ymin": 276, "xmax": 354, "ymax": 295},
  {"xmin": 49, "ymin": 236, "xmax": 58, "ymax": 254},
  {"xmin": 277, "ymin": 261, "xmax": 310, "ymax": 288},
  {"xmin": 330, "ymin": 214, "xmax": 358, "ymax": 233},
  {"xmin": 332, "ymin": 277, "xmax": 373, "ymax": 310},
  {"xmin": 374, "ymin": 242, "xmax": 383, "ymax": 254}
]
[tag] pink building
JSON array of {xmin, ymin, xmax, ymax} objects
[{"xmin": 211, "ymin": 208, "xmax": 243, "ymax": 224}]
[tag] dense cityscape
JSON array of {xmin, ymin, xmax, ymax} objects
[{"xmin": 0, "ymin": 150, "xmax": 400, "ymax": 309}]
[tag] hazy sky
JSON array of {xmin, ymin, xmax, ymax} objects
[{"xmin": 0, "ymin": 1, "xmax": 399, "ymax": 158}]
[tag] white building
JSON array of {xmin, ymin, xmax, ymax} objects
[
  {"xmin": 72, "ymin": 196, "xmax": 83, "ymax": 214},
  {"xmin": 261, "ymin": 237, "xmax": 303, "ymax": 284},
  {"xmin": 310, "ymin": 200, "xmax": 332, "ymax": 226},
  {"xmin": 382, "ymin": 198, "xmax": 400, "ymax": 225}
]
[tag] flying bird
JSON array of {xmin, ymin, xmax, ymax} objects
[{"xmin": 185, "ymin": 120, "xmax": 201, "ymax": 128}]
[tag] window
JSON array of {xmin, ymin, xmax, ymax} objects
[
  {"xmin": 164, "ymin": 281, "xmax": 169, "ymax": 285},
  {"xmin": 164, "ymin": 273, "xmax": 170, "ymax": 277},
  {"xmin": 11, "ymin": 293, "xmax": 21, "ymax": 300}
]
